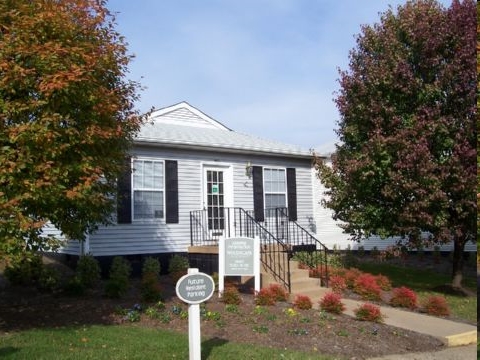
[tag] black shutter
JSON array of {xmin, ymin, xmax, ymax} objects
[
  {"xmin": 117, "ymin": 157, "xmax": 132, "ymax": 224},
  {"xmin": 252, "ymin": 166, "xmax": 264, "ymax": 222},
  {"xmin": 287, "ymin": 168, "xmax": 297, "ymax": 221},
  {"xmin": 165, "ymin": 160, "xmax": 179, "ymax": 224}
]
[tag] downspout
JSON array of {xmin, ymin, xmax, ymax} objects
[{"xmin": 81, "ymin": 233, "xmax": 90, "ymax": 256}]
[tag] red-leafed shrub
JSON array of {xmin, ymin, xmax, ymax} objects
[
  {"xmin": 344, "ymin": 268, "xmax": 363, "ymax": 289},
  {"xmin": 353, "ymin": 273, "xmax": 382, "ymax": 301},
  {"xmin": 293, "ymin": 294, "xmax": 313, "ymax": 310},
  {"xmin": 329, "ymin": 275, "xmax": 347, "ymax": 294},
  {"xmin": 354, "ymin": 303, "xmax": 384, "ymax": 322},
  {"xmin": 268, "ymin": 284, "xmax": 289, "ymax": 302},
  {"xmin": 422, "ymin": 295, "xmax": 450, "ymax": 317},
  {"xmin": 221, "ymin": 286, "xmax": 241, "ymax": 305},
  {"xmin": 375, "ymin": 274, "xmax": 392, "ymax": 291},
  {"xmin": 329, "ymin": 267, "xmax": 346, "ymax": 277},
  {"xmin": 319, "ymin": 292, "xmax": 346, "ymax": 314},
  {"xmin": 255, "ymin": 287, "xmax": 276, "ymax": 306},
  {"xmin": 390, "ymin": 286, "xmax": 417, "ymax": 309},
  {"xmin": 389, "ymin": 286, "xmax": 417, "ymax": 309},
  {"xmin": 309, "ymin": 265, "xmax": 322, "ymax": 278}
]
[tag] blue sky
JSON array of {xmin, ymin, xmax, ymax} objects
[{"xmin": 108, "ymin": 0, "xmax": 451, "ymax": 150}]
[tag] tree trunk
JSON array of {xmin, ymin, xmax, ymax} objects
[{"xmin": 451, "ymin": 237, "xmax": 465, "ymax": 289}]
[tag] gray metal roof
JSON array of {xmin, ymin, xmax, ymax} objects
[{"xmin": 135, "ymin": 102, "xmax": 312, "ymax": 159}]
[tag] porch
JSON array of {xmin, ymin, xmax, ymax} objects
[{"xmin": 189, "ymin": 207, "xmax": 329, "ymax": 294}]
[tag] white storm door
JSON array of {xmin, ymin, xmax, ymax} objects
[{"xmin": 203, "ymin": 166, "xmax": 233, "ymax": 237}]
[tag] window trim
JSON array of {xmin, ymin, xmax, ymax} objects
[{"xmin": 131, "ymin": 157, "xmax": 166, "ymax": 222}]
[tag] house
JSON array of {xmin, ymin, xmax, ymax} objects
[
  {"xmin": 313, "ymin": 143, "xmax": 476, "ymax": 253},
  {"xmin": 52, "ymin": 102, "xmax": 329, "ymax": 284}
]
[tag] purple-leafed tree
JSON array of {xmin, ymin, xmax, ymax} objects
[{"xmin": 318, "ymin": 0, "xmax": 476, "ymax": 290}]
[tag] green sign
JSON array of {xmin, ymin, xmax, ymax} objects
[{"xmin": 211, "ymin": 184, "xmax": 219, "ymax": 194}]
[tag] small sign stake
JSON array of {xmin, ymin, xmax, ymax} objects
[{"xmin": 176, "ymin": 268, "xmax": 215, "ymax": 360}]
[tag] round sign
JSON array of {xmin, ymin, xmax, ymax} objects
[{"xmin": 176, "ymin": 272, "xmax": 215, "ymax": 305}]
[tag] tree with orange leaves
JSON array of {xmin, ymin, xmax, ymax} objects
[{"xmin": 0, "ymin": 0, "xmax": 144, "ymax": 264}]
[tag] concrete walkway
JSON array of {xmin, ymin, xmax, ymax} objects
[
  {"xmin": 308, "ymin": 291, "xmax": 477, "ymax": 358},
  {"xmin": 367, "ymin": 343, "xmax": 477, "ymax": 360},
  {"xmin": 341, "ymin": 298, "xmax": 477, "ymax": 347}
]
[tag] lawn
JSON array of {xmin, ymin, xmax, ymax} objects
[{"xmin": 0, "ymin": 325, "xmax": 334, "ymax": 360}]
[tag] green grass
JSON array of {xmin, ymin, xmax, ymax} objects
[
  {"xmin": 0, "ymin": 325, "xmax": 336, "ymax": 360},
  {"xmin": 355, "ymin": 261, "xmax": 477, "ymax": 323}
]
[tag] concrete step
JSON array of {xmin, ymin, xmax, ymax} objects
[
  {"xmin": 289, "ymin": 276, "xmax": 322, "ymax": 291},
  {"xmin": 289, "ymin": 267, "xmax": 310, "ymax": 280},
  {"xmin": 289, "ymin": 287, "xmax": 330, "ymax": 305}
]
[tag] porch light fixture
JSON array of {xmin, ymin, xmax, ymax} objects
[{"xmin": 245, "ymin": 161, "xmax": 253, "ymax": 178}]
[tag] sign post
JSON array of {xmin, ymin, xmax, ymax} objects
[
  {"xmin": 219, "ymin": 236, "xmax": 260, "ymax": 296},
  {"xmin": 176, "ymin": 268, "xmax": 215, "ymax": 360}
]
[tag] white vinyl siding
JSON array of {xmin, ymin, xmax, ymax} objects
[{"xmin": 55, "ymin": 150, "xmax": 317, "ymax": 256}]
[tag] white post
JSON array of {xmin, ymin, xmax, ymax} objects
[
  {"xmin": 218, "ymin": 238, "xmax": 225, "ymax": 297},
  {"xmin": 187, "ymin": 268, "xmax": 201, "ymax": 360},
  {"xmin": 254, "ymin": 236, "xmax": 260, "ymax": 293}
]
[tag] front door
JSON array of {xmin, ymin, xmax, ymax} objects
[{"xmin": 203, "ymin": 166, "xmax": 232, "ymax": 238}]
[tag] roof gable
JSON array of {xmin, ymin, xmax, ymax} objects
[{"xmin": 149, "ymin": 101, "xmax": 230, "ymax": 131}]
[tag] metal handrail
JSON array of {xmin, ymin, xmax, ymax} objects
[
  {"xmin": 275, "ymin": 207, "xmax": 329, "ymax": 287},
  {"xmin": 190, "ymin": 207, "xmax": 291, "ymax": 292},
  {"xmin": 189, "ymin": 207, "xmax": 330, "ymax": 290}
]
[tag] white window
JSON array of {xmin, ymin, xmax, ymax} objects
[
  {"xmin": 132, "ymin": 159, "xmax": 164, "ymax": 220},
  {"xmin": 264, "ymin": 168, "xmax": 287, "ymax": 215}
]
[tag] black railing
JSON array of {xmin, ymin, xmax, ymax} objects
[
  {"xmin": 190, "ymin": 207, "xmax": 329, "ymax": 290},
  {"xmin": 190, "ymin": 208, "xmax": 291, "ymax": 291},
  {"xmin": 264, "ymin": 208, "xmax": 329, "ymax": 286}
]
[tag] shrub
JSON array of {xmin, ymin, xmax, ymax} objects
[
  {"xmin": 105, "ymin": 256, "xmax": 131, "ymax": 298},
  {"xmin": 76, "ymin": 254, "xmax": 101, "ymax": 289},
  {"xmin": 142, "ymin": 257, "xmax": 161, "ymax": 277},
  {"xmin": 293, "ymin": 251, "xmax": 325, "ymax": 269},
  {"xmin": 370, "ymin": 246, "xmax": 380, "ymax": 259},
  {"xmin": 319, "ymin": 291, "xmax": 346, "ymax": 314},
  {"xmin": 353, "ymin": 273, "xmax": 382, "ymax": 301},
  {"xmin": 422, "ymin": 295, "xmax": 450, "ymax": 317},
  {"xmin": 221, "ymin": 286, "xmax": 241, "ymax": 305},
  {"xmin": 375, "ymin": 274, "xmax": 392, "ymax": 291},
  {"xmin": 329, "ymin": 275, "xmax": 347, "ymax": 294},
  {"xmin": 268, "ymin": 284, "xmax": 288, "ymax": 302},
  {"xmin": 389, "ymin": 286, "xmax": 417, "ymax": 309},
  {"xmin": 141, "ymin": 272, "xmax": 162, "ymax": 302},
  {"xmin": 110, "ymin": 256, "xmax": 132, "ymax": 280},
  {"xmin": 255, "ymin": 287, "xmax": 276, "ymax": 306},
  {"xmin": 63, "ymin": 276, "xmax": 86, "ymax": 296},
  {"xmin": 354, "ymin": 303, "xmax": 383, "ymax": 322},
  {"xmin": 4, "ymin": 253, "xmax": 43, "ymax": 286},
  {"xmin": 168, "ymin": 255, "xmax": 189, "ymax": 281},
  {"xmin": 343, "ymin": 268, "xmax": 363, "ymax": 289},
  {"xmin": 293, "ymin": 294, "xmax": 312, "ymax": 310},
  {"xmin": 38, "ymin": 266, "xmax": 61, "ymax": 292}
]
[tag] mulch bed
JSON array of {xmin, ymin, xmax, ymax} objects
[{"xmin": 0, "ymin": 274, "xmax": 447, "ymax": 360}]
